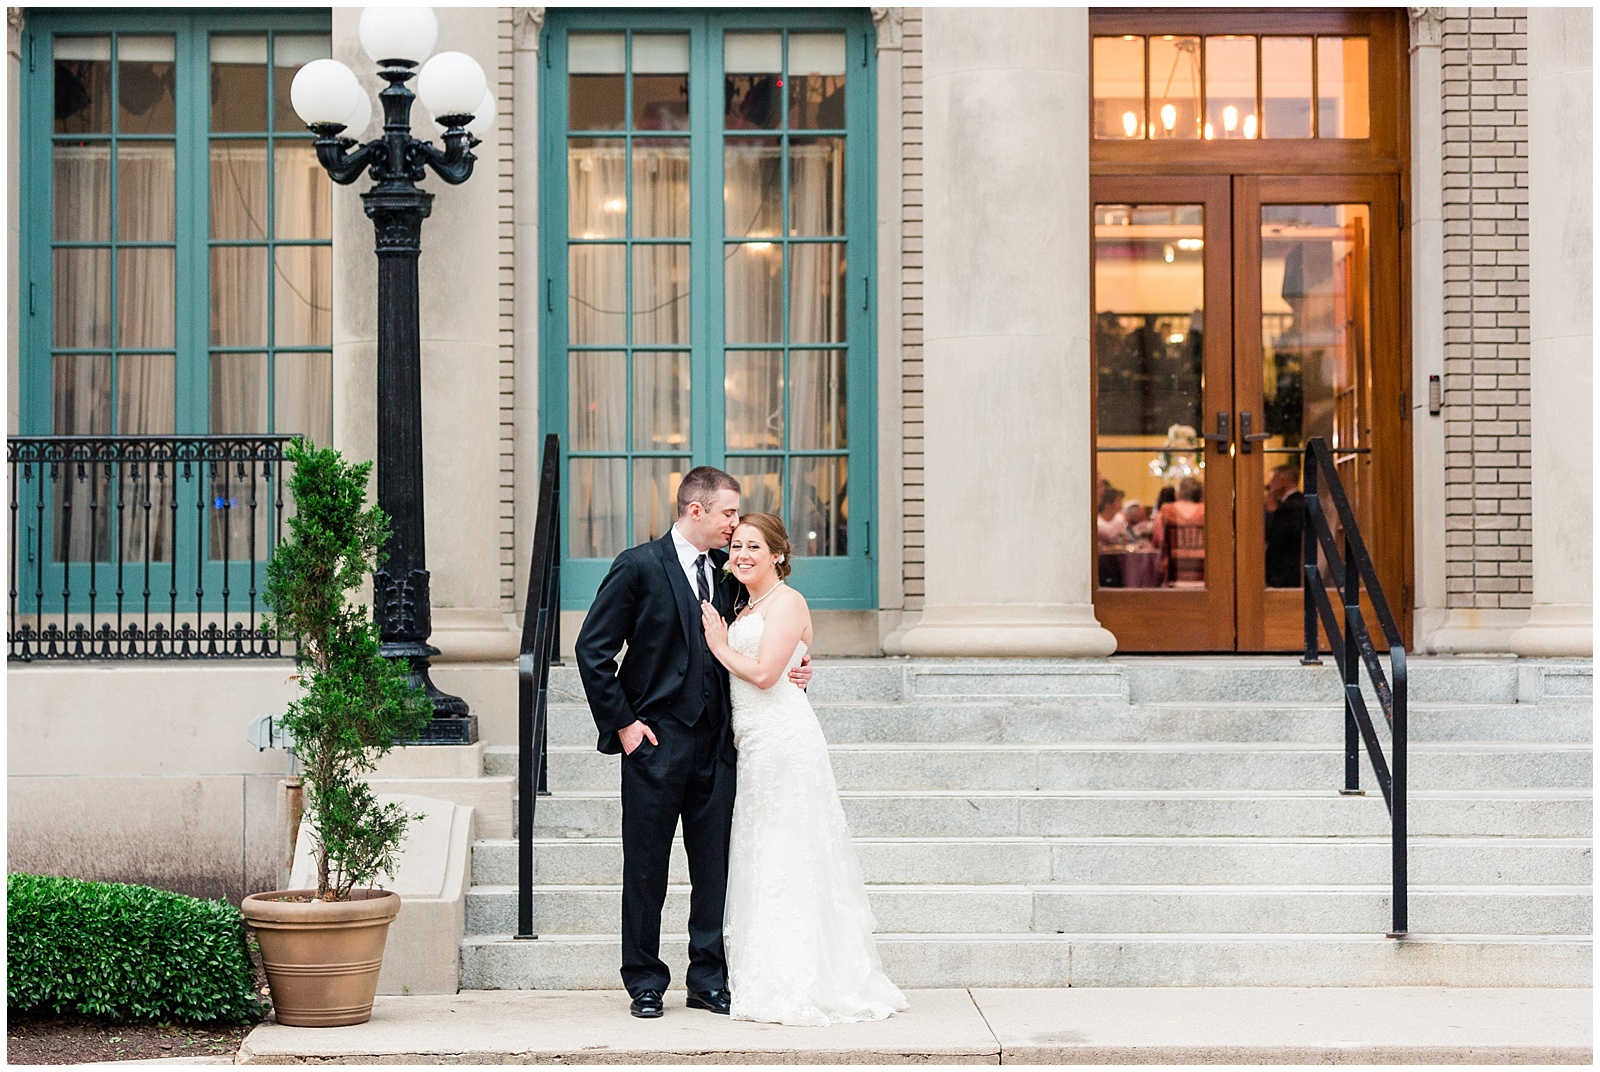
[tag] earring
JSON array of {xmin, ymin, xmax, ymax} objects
[{"xmin": 777, "ymin": 555, "xmax": 785, "ymax": 563}]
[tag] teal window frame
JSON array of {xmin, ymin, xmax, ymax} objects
[
  {"xmin": 541, "ymin": 8, "xmax": 878, "ymax": 610},
  {"xmin": 20, "ymin": 8, "xmax": 332, "ymax": 438},
  {"xmin": 18, "ymin": 8, "xmax": 331, "ymax": 615}
]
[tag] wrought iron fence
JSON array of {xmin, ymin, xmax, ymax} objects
[{"xmin": 8, "ymin": 435, "xmax": 298, "ymax": 661}]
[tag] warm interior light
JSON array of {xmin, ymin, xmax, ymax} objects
[
  {"xmin": 602, "ymin": 197, "xmax": 626, "ymax": 213},
  {"xmin": 1160, "ymin": 103, "xmax": 1176, "ymax": 131},
  {"xmin": 1243, "ymin": 113, "xmax": 1258, "ymax": 139},
  {"xmin": 1223, "ymin": 105, "xmax": 1238, "ymax": 132},
  {"xmin": 1167, "ymin": 333, "xmax": 1186, "ymax": 344},
  {"xmin": 1204, "ymin": 122, "xmax": 1214, "ymax": 140},
  {"xmin": 1163, "ymin": 244, "xmax": 1175, "ymax": 263},
  {"xmin": 748, "ymin": 241, "xmax": 774, "ymax": 251},
  {"xmin": 1122, "ymin": 111, "xmax": 1138, "ymax": 137},
  {"xmin": 1177, "ymin": 238, "xmax": 1204, "ymax": 251}
]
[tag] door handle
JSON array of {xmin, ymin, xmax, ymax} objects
[
  {"xmin": 1200, "ymin": 411, "xmax": 1230, "ymax": 454},
  {"xmin": 1239, "ymin": 411, "xmax": 1271, "ymax": 454}
]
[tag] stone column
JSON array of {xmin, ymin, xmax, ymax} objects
[
  {"xmin": 1407, "ymin": 8, "xmax": 1452, "ymax": 650},
  {"xmin": 331, "ymin": 8, "xmax": 517, "ymax": 662},
  {"xmin": 1510, "ymin": 8, "xmax": 1593, "ymax": 657},
  {"xmin": 511, "ymin": 8, "xmax": 543, "ymax": 633},
  {"xmin": 896, "ymin": 7, "xmax": 1115, "ymax": 657},
  {"xmin": 872, "ymin": 8, "xmax": 907, "ymax": 648}
]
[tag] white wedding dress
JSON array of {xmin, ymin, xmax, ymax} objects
[{"xmin": 722, "ymin": 612, "xmax": 908, "ymax": 1026}]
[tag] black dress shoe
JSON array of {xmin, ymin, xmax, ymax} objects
[
  {"xmin": 686, "ymin": 988, "xmax": 732, "ymax": 1015},
  {"xmin": 630, "ymin": 989, "xmax": 664, "ymax": 1018}
]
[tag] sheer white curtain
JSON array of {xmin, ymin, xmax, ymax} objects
[
  {"xmin": 567, "ymin": 141, "xmax": 693, "ymax": 556},
  {"xmin": 563, "ymin": 134, "xmax": 847, "ymax": 555},
  {"xmin": 52, "ymin": 142, "xmax": 179, "ymax": 561}
]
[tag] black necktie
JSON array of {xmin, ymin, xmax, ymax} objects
[{"xmin": 694, "ymin": 553, "xmax": 711, "ymax": 603}]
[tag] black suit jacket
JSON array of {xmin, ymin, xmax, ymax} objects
[{"xmin": 576, "ymin": 531, "xmax": 738, "ymax": 755}]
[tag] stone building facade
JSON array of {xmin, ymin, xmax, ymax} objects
[{"xmin": 4, "ymin": 6, "xmax": 1592, "ymax": 900}]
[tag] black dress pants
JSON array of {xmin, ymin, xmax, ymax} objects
[{"xmin": 619, "ymin": 710, "xmax": 736, "ymax": 996}]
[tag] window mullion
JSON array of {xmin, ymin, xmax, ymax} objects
[
  {"xmin": 696, "ymin": 16, "xmax": 723, "ymax": 472},
  {"xmin": 108, "ymin": 34, "xmax": 121, "ymax": 435},
  {"xmin": 176, "ymin": 16, "xmax": 206, "ymax": 435}
]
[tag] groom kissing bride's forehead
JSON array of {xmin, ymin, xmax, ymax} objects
[{"xmin": 676, "ymin": 467, "xmax": 743, "ymax": 554}]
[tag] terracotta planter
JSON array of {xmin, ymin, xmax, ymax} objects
[{"xmin": 241, "ymin": 888, "xmax": 400, "ymax": 1027}]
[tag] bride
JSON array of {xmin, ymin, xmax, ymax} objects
[{"xmin": 698, "ymin": 512, "xmax": 908, "ymax": 1026}]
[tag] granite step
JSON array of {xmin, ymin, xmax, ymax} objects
[
  {"xmin": 534, "ymin": 700, "xmax": 1592, "ymax": 747},
  {"xmin": 470, "ymin": 835, "xmax": 1596, "ymax": 888},
  {"xmin": 464, "ymin": 882, "xmax": 1592, "ymax": 937},
  {"xmin": 490, "ymin": 741, "xmax": 1594, "ymax": 792},
  {"xmin": 460, "ymin": 931, "xmax": 1595, "ymax": 989},
  {"xmin": 521, "ymin": 788, "xmax": 1593, "ymax": 840}
]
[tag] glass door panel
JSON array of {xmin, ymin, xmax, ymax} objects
[
  {"xmin": 1258, "ymin": 202, "xmax": 1371, "ymax": 589},
  {"xmin": 1091, "ymin": 176, "xmax": 1235, "ymax": 650},
  {"xmin": 1234, "ymin": 175, "xmax": 1403, "ymax": 651},
  {"xmin": 1093, "ymin": 203, "xmax": 1207, "ymax": 590}
]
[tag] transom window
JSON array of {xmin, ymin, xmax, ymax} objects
[{"xmin": 1094, "ymin": 32, "xmax": 1370, "ymax": 141}]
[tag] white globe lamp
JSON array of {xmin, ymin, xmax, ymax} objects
[
  {"xmin": 343, "ymin": 87, "xmax": 374, "ymax": 139},
  {"xmin": 431, "ymin": 89, "xmax": 496, "ymax": 138},
  {"xmin": 465, "ymin": 88, "xmax": 497, "ymax": 138},
  {"xmin": 416, "ymin": 50, "xmax": 487, "ymax": 120},
  {"xmin": 358, "ymin": 7, "xmax": 438, "ymax": 67},
  {"xmin": 289, "ymin": 59, "xmax": 364, "ymax": 128}
]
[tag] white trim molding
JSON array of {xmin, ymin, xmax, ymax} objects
[{"xmin": 872, "ymin": 8, "xmax": 904, "ymax": 52}]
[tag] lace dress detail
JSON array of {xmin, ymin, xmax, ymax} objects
[{"xmin": 722, "ymin": 612, "xmax": 908, "ymax": 1026}]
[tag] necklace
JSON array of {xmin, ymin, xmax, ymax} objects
[{"xmin": 742, "ymin": 580, "xmax": 785, "ymax": 612}]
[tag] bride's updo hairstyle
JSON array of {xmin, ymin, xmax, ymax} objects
[{"xmin": 737, "ymin": 512, "xmax": 793, "ymax": 581}]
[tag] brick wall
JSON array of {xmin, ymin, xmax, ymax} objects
[
  {"xmin": 900, "ymin": 11, "xmax": 925, "ymax": 612},
  {"xmin": 497, "ymin": 12, "xmax": 517, "ymax": 609},
  {"xmin": 1440, "ymin": 7, "xmax": 1532, "ymax": 611}
]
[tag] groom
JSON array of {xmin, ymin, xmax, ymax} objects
[{"xmin": 576, "ymin": 466, "xmax": 811, "ymax": 1019}]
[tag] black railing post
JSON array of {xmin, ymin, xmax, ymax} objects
[
  {"xmin": 1300, "ymin": 437, "xmax": 1409, "ymax": 939},
  {"xmin": 516, "ymin": 434, "xmax": 562, "ymax": 941},
  {"xmin": 1301, "ymin": 449, "xmax": 1321, "ymax": 667},
  {"xmin": 1341, "ymin": 522, "xmax": 1362, "ymax": 796},
  {"xmin": 1389, "ymin": 647, "xmax": 1408, "ymax": 937}
]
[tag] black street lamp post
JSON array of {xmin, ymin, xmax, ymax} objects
[{"xmin": 296, "ymin": 37, "xmax": 487, "ymax": 745}]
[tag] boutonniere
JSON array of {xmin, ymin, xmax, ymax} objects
[{"xmin": 721, "ymin": 560, "xmax": 735, "ymax": 579}]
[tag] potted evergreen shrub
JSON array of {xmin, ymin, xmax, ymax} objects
[{"xmin": 240, "ymin": 439, "xmax": 431, "ymax": 1027}]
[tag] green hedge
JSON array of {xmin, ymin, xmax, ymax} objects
[{"xmin": 7, "ymin": 873, "xmax": 264, "ymax": 1023}]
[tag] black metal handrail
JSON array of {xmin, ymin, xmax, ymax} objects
[
  {"xmin": 8, "ymin": 434, "xmax": 297, "ymax": 661},
  {"xmin": 1301, "ymin": 435, "xmax": 1407, "ymax": 937},
  {"xmin": 516, "ymin": 434, "xmax": 561, "ymax": 940}
]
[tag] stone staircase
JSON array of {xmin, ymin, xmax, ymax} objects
[{"xmin": 459, "ymin": 657, "xmax": 1593, "ymax": 989}]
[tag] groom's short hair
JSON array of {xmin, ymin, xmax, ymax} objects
[{"xmin": 677, "ymin": 466, "xmax": 741, "ymax": 516}]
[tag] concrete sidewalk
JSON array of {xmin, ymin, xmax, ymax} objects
[{"xmin": 237, "ymin": 987, "xmax": 1592, "ymax": 1064}]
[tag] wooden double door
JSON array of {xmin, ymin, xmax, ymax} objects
[{"xmin": 1091, "ymin": 172, "xmax": 1409, "ymax": 651}]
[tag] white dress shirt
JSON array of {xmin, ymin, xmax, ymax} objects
[{"xmin": 669, "ymin": 524, "xmax": 717, "ymax": 600}]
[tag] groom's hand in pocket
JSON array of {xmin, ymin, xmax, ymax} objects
[
  {"xmin": 788, "ymin": 654, "xmax": 813, "ymax": 690},
  {"xmin": 619, "ymin": 720, "xmax": 658, "ymax": 755}
]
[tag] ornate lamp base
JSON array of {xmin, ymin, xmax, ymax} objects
[{"xmin": 381, "ymin": 639, "xmax": 479, "ymax": 745}]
